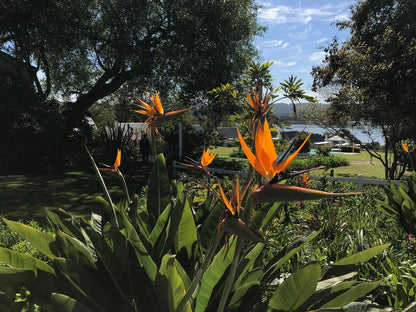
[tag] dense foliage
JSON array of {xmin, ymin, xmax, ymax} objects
[
  {"xmin": 0, "ymin": 0, "xmax": 263, "ymax": 173},
  {"xmin": 312, "ymin": 0, "xmax": 416, "ymax": 179}
]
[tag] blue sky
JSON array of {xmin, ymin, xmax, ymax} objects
[{"xmin": 253, "ymin": 0, "xmax": 357, "ymax": 101}]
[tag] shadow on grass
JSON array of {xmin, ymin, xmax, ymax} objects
[{"xmin": 0, "ymin": 171, "xmax": 145, "ymax": 220}]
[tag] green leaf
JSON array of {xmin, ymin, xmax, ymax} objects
[
  {"xmin": 199, "ymin": 201, "xmax": 224, "ymax": 251},
  {"xmin": 230, "ymin": 268, "xmax": 263, "ymax": 307},
  {"xmin": 174, "ymin": 197, "xmax": 198, "ymax": 260},
  {"xmin": 147, "ymin": 153, "xmax": 172, "ymax": 225},
  {"xmin": 56, "ymin": 232, "xmax": 95, "ymax": 267},
  {"xmin": 263, "ymin": 230, "xmax": 321, "ymax": 283},
  {"xmin": 235, "ymin": 243, "xmax": 265, "ymax": 287},
  {"xmin": 269, "ymin": 262, "xmax": 321, "ymax": 311},
  {"xmin": 256, "ymin": 202, "xmax": 283, "ymax": 231},
  {"xmin": 50, "ymin": 293, "xmax": 94, "ymax": 312},
  {"xmin": 3, "ymin": 218, "xmax": 57, "ymax": 259},
  {"xmin": 82, "ymin": 227, "xmax": 129, "ymax": 298},
  {"xmin": 296, "ymin": 273, "xmax": 358, "ymax": 311},
  {"xmin": 0, "ymin": 246, "xmax": 54, "ymax": 275},
  {"xmin": 195, "ymin": 238, "xmax": 237, "ymax": 312},
  {"xmin": 333, "ymin": 243, "xmax": 390, "ymax": 266},
  {"xmin": 321, "ymin": 281, "xmax": 381, "ymax": 308},
  {"xmin": 148, "ymin": 203, "xmax": 172, "ymax": 246},
  {"xmin": 119, "ymin": 209, "xmax": 158, "ymax": 281},
  {"xmin": 0, "ymin": 267, "xmax": 35, "ymax": 288},
  {"xmin": 45, "ymin": 208, "xmax": 84, "ymax": 241},
  {"xmin": 158, "ymin": 255, "xmax": 192, "ymax": 312},
  {"xmin": 156, "ymin": 182, "xmax": 187, "ymax": 259}
]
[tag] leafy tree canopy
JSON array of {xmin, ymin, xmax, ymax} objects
[
  {"xmin": 0, "ymin": 0, "xmax": 264, "ymax": 116},
  {"xmin": 311, "ymin": 0, "xmax": 416, "ymax": 179}
]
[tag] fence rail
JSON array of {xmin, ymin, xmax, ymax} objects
[
  {"xmin": 173, "ymin": 162, "xmax": 402, "ymax": 191},
  {"xmin": 316, "ymin": 174, "xmax": 401, "ymax": 191}
]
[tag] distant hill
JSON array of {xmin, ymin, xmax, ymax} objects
[{"xmin": 272, "ymin": 102, "xmax": 328, "ymax": 120}]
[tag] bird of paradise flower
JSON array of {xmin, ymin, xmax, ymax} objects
[
  {"xmin": 213, "ymin": 178, "xmax": 265, "ymax": 244},
  {"xmin": 179, "ymin": 148, "xmax": 216, "ymax": 176},
  {"xmin": 134, "ymin": 92, "xmax": 191, "ymax": 135},
  {"xmin": 237, "ymin": 119, "xmax": 359, "ymax": 204},
  {"xmin": 99, "ymin": 149, "xmax": 130, "ymax": 204}
]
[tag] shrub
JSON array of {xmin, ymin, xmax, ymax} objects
[{"xmin": 288, "ymin": 155, "xmax": 349, "ymax": 172}]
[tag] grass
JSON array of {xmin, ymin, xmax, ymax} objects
[
  {"xmin": 0, "ymin": 171, "xmax": 127, "ymax": 220},
  {"xmin": 318, "ymin": 152, "xmax": 387, "ymax": 179},
  {"xmin": 213, "ymin": 146, "xmax": 387, "ymax": 179},
  {"xmin": 0, "ymin": 149, "xmax": 389, "ymax": 221}
]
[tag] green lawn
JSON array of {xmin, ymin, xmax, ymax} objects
[
  {"xmin": 0, "ymin": 172, "xmax": 127, "ymax": 220},
  {"xmin": 213, "ymin": 146, "xmax": 388, "ymax": 179},
  {"xmin": 0, "ymin": 150, "xmax": 389, "ymax": 221},
  {"xmin": 324, "ymin": 152, "xmax": 386, "ymax": 179}
]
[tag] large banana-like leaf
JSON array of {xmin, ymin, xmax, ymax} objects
[
  {"xmin": 148, "ymin": 203, "xmax": 172, "ymax": 246},
  {"xmin": 0, "ymin": 246, "xmax": 54, "ymax": 275},
  {"xmin": 147, "ymin": 153, "xmax": 172, "ymax": 226},
  {"xmin": 119, "ymin": 208, "xmax": 158, "ymax": 281},
  {"xmin": 155, "ymin": 182, "xmax": 187, "ymax": 260},
  {"xmin": 0, "ymin": 267, "xmax": 35, "ymax": 288},
  {"xmin": 269, "ymin": 262, "xmax": 321, "ymax": 311},
  {"xmin": 320, "ymin": 281, "xmax": 381, "ymax": 308},
  {"xmin": 234, "ymin": 243, "xmax": 265, "ymax": 287},
  {"xmin": 53, "ymin": 257, "xmax": 116, "ymax": 311},
  {"xmin": 3, "ymin": 219, "xmax": 57, "ymax": 259},
  {"xmin": 294, "ymin": 273, "xmax": 358, "ymax": 311},
  {"xmin": 55, "ymin": 231, "xmax": 95, "ymax": 267},
  {"xmin": 251, "ymin": 184, "xmax": 359, "ymax": 204},
  {"xmin": 199, "ymin": 201, "xmax": 224, "ymax": 251},
  {"xmin": 194, "ymin": 238, "xmax": 237, "ymax": 312},
  {"xmin": 82, "ymin": 227, "xmax": 130, "ymax": 299},
  {"xmin": 229, "ymin": 268, "xmax": 263, "ymax": 307},
  {"xmin": 158, "ymin": 254, "xmax": 192, "ymax": 312},
  {"xmin": 333, "ymin": 243, "xmax": 391, "ymax": 266},
  {"xmin": 50, "ymin": 293, "xmax": 94, "ymax": 312},
  {"xmin": 45, "ymin": 208, "xmax": 84, "ymax": 241},
  {"xmin": 174, "ymin": 196, "xmax": 198, "ymax": 260}
]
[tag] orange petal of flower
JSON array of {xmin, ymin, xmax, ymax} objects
[
  {"xmin": 237, "ymin": 128, "xmax": 268, "ymax": 179},
  {"xmin": 275, "ymin": 132, "xmax": 312, "ymax": 173},
  {"xmin": 201, "ymin": 148, "xmax": 216, "ymax": 166},
  {"xmin": 402, "ymin": 142, "xmax": 409, "ymax": 153},
  {"xmin": 114, "ymin": 149, "xmax": 121, "ymax": 169},
  {"xmin": 153, "ymin": 92, "xmax": 164, "ymax": 114},
  {"xmin": 218, "ymin": 182, "xmax": 235, "ymax": 215},
  {"xmin": 255, "ymin": 120, "xmax": 276, "ymax": 179}
]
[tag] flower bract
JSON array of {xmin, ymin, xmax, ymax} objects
[
  {"xmin": 238, "ymin": 119, "xmax": 311, "ymax": 183},
  {"xmin": 134, "ymin": 91, "xmax": 191, "ymax": 134}
]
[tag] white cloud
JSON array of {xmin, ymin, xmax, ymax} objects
[
  {"xmin": 329, "ymin": 14, "xmax": 350, "ymax": 23},
  {"xmin": 261, "ymin": 39, "xmax": 289, "ymax": 48},
  {"xmin": 258, "ymin": 2, "xmax": 351, "ymax": 25},
  {"xmin": 309, "ymin": 51, "xmax": 326, "ymax": 62},
  {"xmin": 317, "ymin": 37, "xmax": 328, "ymax": 43},
  {"xmin": 273, "ymin": 60, "xmax": 297, "ymax": 67}
]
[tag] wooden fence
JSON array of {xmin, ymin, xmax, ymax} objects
[{"xmin": 173, "ymin": 162, "xmax": 403, "ymax": 191}]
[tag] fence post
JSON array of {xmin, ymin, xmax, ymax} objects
[{"xmin": 357, "ymin": 174, "xmax": 364, "ymax": 191}]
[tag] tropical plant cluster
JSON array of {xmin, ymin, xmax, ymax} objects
[{"xmin": 0, "ymin": 90, "xmax": 406, "ymax": 312}]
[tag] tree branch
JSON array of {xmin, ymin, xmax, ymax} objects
[{"xmin": 72, "ymin": 69, "xmax": 132, "ymax": 113}]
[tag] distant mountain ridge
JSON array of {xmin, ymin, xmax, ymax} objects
[{"xmin": 272, "ymin": 102, "xmax": 328, "ymax": 119}]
